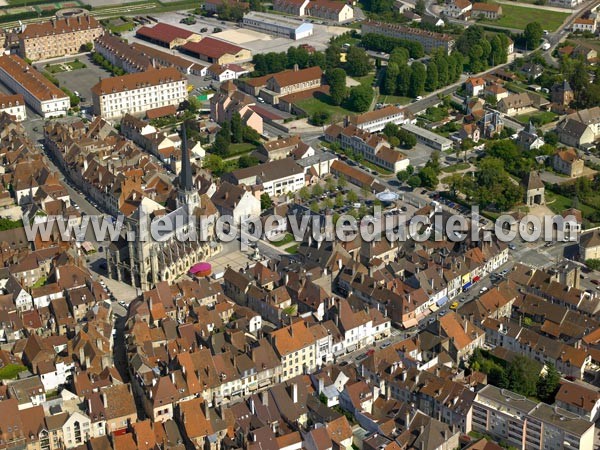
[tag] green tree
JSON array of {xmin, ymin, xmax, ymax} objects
[
  {"xmin": 238, "ymin": 155, "xmax": 259, "ymax": 168},
  {"xmin": 346, "ymin": 84, "xmax": 373, "ymax": 112},
  {"xmin": 507, "ymin": 355, "xmax": 539, "ymax": 397},
  {"xmin": 407, "ymin": 175, "xmax": 422, "ymax": 188},
  {"xmin": 409, "ymin": 62, "xmax": 426, "ymax": 98},
  {"xmin": 312, "ymin": 184, "xmax": 324, "ymax": 197},
  {"xmin": 231, "ymin": 112, "xmax": 243, "ymax": 143},
  {"xmin": 396, "ymin": 64, "xmax": 412, "ymax": 96},
  {"xmin": 415, "ymin": 0, "xmax": 425, "ymax": 15},
  {"xmin": 345, "ymin": 46, "xmax": 371, "ymax": 76},
  {"xmin": 338, "ymin": 175, "xmax": 347, "ymax": 189},
  {"xmin": 419, "ymin": 166, "xmax": 439, "ymax": 189},
  {"xmin": 328, "ymin": 68, "xmax": 347, "ymax": 106},
  {"xmin": 537, "ymin": 364, "xmax": 561, "ymax": 403},
  {"xmin": 425, "ymin": 61, "xmax": 438, "ymax": 92},
  {"xmin": 203, "ymin": 154, "xmax": 224, "ymax": 175},
  {"xmin": 346, "ymin": 190, "xmax": 358, "ymax": 203},
  {"xmin": 326, "ymin": 177, "xmax": 337, "ymax": 191},
  {"xmin": 436, "ymin": 55, "xmax": 449, "ymax": 87},
  {"xmin": 325, "ymin": 45, "xmax": 342, "ymax": 71},
  {"xmin": 383, "ymin": 122, "xmax": 399, "ymax": 139},
  {"xmin": 299, "ymin": 187, "xmax": 310, "ymax": 201},
  {"xmin": 524, "ymin": 22, "xmax": 543, "ymax": 50},
  {"xmin": 261, "ymin": 193, "xmax": 273, "ymax": 210},
  {"xmin": 383, "ymin": 62, "xmax": 399, "ymax": 95},
  {"xmin": 335, "ymin": 194, "xmax": 345, "ymax": 208},
  {"xmin": 389, "ymin": 47, "xmax": 409, "ymax": 66},
  {"xmin": 212, "ymin": 134, "xmax": 230, "ymax": 157},
  {"xmin": 585, "ymin": 259, "xmax": 600, "ymax": 271}
]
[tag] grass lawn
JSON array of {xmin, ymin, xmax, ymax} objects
[
  {"xmin": 546, "ymin": 190, "xmax": 596, "ymax": 216},
  {"xmin": 286, "ymin": 244, "xmax": 299, "ymax": 254},
  {"xmin": 378, "ymin": 94, "xmax": 411, "ymax": 105},
  {"xmin": 442, "ymin": 163, "xmax": 470, "ymax": 173},
  {"xmin": 296, "ymin": 92, "xmax": 355, "ymax": 123},
  {"xmin": 67, "ymin": 60, "xmax": 86, "ymax": 70},
  {"xmin": 420, "ymin": 106, "xmax": 449, "ymax": 123},
  {"xmin": 228, "ymin": 142, "xmax": 255, "ymax": 156},
  {"xmin": 0, "ymin": 364, "xmax": 26, "ymax": 380},
  {"xmin": 271, "ymin": 233, "xmax": 295, "ymax": 247},
  {"xmin": 107, "ymin": 21, "xmax": 135, "ymax": 34},
  {"xmin": 478, "ymin": 2, "xmax": 570, "ymax": 31},
  {"xmin": 355, "ymin": 73, "xmax": 375, "ymax": 87},
  {"xmin": 45, "ymin": 60, "xmax": 86, "ymax": 74},
  {"xmin": 515, "ymin": 111, "xmax": 558, "ymax": 125}
]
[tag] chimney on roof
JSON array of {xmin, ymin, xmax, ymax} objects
[
  {"xmin": 318, "ymin": 377, "xmax": 324, "ymax": 394},
  {"xmin": 250, "ymin": 397, "xmax": 255, "ymax": 414},
  {"xmin": 102, "ymin": 392, "xmax": 108, "ymax": 408},
  {"xmin": 293, "ymin": 64, "xmax": 299, "ymax": 72},
  {"xmin": 261, "ymin": 390, "xmax": 268, "ymax": 407},
  {"xmin": 203, "ymin": 400, "xmax": 210, "ymax": 419},
  {"xmin": 291, "ymin": 383, "xmax": 298, "ymax": 403},
  {"xmin": 464, "ymin": 320, "xmax": 468, "ymax": 333}
]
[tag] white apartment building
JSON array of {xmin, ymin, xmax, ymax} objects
[
  {"xmin": 0, "ymin": 94, "xmax": 26, "ymax": 121},
  {"xmin": 91, "ymin": 67, "xmax": 188, "ymax": 120},
  {"xmin": 63, "ymin": 411, "xmax": 92, "ymax": 448},
  {"xmin": 473, "ymin": 385, "xmax": 595, "ymax": 450},
  {"xmin": 348, "ymin": 105, "xmax": 414, "ymax": 133},
  {"xmin": 0, "ymin": 55, "xmax": 70, "ymax": 118},
  {"xmin": 225, "ymin": 158, "xmax": 305, "ymax": 197}
]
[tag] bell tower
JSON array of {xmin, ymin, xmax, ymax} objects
[{"xmin": 177, "ymin": 124, "xmax": 199, "ymax": 212}]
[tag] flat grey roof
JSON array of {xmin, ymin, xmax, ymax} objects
[
  {"xmin": 401, "ymin": 123, "xmax": 453, "ymax": 146},
  {"xmin": 243, "ymin": 11, "xmax": 312, "ymax": 29},
  {"xmin": 529, "ymin": 403, "xmax": 593, "ymax": 436}
]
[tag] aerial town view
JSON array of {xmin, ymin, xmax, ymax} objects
[{"xmin": 0, "ymin": 0, "xmax": 599, "ymax": 447}]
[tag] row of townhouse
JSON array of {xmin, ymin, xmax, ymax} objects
[
  {"xmin": 339, "ymin": 236, "xmax": 509, "ymax": 328},
  {"xmin": 482, "ymin": 317, "xmax": 592, "ymax": 379},
  {"xmin": 44, "ymin": 118, "xmax": 177, "ymax": 219}
]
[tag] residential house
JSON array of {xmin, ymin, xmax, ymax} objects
[
  {"xmin": 516, "ymin": 122, "xmax": 545, "ymax": 150},
  {"xmin": 572, "ymin": 18, "xmax": 597, "ymax": 33},
  {"xmin": 557, "ymin": 107, "xmax": 600, "ymax": 148},
  {"xmin": 211, "ymin": 181, "xmax": 261, "ymax": 225},
  {"xmin": 471, "ymin": 3, "xmax": 502, "ymax": 19},
  {"xmin": 444, "ymin": 0, "xmax": 472, "ymax": 18},
  {"xmin": 465, "ymin": 77, "xmax": 485, "ymax": 97},
  {"xmin": 553, "ymin": 148, "xmax": 584, "ymax": 177}
]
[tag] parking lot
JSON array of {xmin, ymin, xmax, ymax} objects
[
  {"xmin": 41, "ymin": 54, "xmax": 112, "ymax": 107},
  {"xmin": 121, "ymin": 11, "xmax": 348, "ymax": 55}
]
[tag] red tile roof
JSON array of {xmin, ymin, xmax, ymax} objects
[
  {"xmin": 136, "ymin": 23, "xmax": 195, "ymax": 45},
  {"xmin": 0, "ymin": 55, "xmax": 67, "ymax": 102},
  {"xmin": 181, "ymin": 37, "xmax": 245, "ymax": 59},
  {"xmin": 91, "ymin": 67, "xmax": 185, "ymax": 96}
]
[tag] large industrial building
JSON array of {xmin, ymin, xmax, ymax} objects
[{"xmin": 242, "ymin": 12, "xmax": 314, "ymax": 40}]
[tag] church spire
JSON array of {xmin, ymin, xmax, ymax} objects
[
  {"xmin": 176, "ymin": 122, "xmax": 199, "ymax": 212},
  {"xmin": 179, "ymin": 123, "xmax": 193, "ymax": 192}
]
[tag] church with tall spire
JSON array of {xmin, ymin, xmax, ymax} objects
[
  {"xmin": 106, "ymin": 123, "xmax": 220, "ymax": 291},
  {"xmin": 177, "ymin": 124, "xmax": 200, "ymax": 212}
]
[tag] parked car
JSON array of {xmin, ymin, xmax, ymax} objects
[
  {"xmin": 450, "ymin": 301, "xmax": 459, "ymax": 310},
  {"xmin": 381, "ymin": 342, "xmax": 391, "ymax": 349}
]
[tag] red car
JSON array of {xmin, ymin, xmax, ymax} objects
[{"xmin": 591, "ymin": 280, "xmax": 600, "ymax": 285}]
